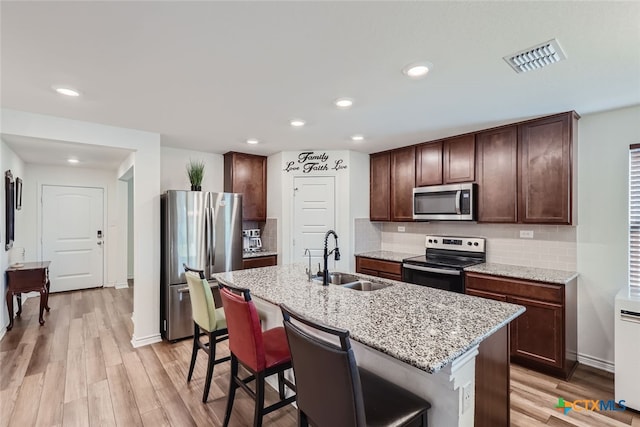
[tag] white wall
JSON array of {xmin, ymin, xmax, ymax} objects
[
  {"xmin": 576, "ymin": 105, "xmax": 640, "ymax": 370},
  {"xmin": 22, "ymin": 164, "xmax": 126, "ymax": 287},
  {"xmin": 160, "ymin": 147, "xmax": 223, "ymax": 193},
  {"xmin": 267, "ymin": 150, "xmax": 369, "ymax": 272},
  {"xmin": 1, "ymin": 109, "xmax": 161, "ymax": 347},
  {"xmin": 0, "ymin": 140, "xmax": 25, "ymax": 335}
]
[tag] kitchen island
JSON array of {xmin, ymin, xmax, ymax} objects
[{"xmin": 214, "ymin": 264, "xmax": 524, "ymax": 426}]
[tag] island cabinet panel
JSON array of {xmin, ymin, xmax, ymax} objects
[
  {"xmin": 443, "ymin": 134, "xmax": 475, "ymax": 184},
  {"xmin": 243, "ymin": 255, "xmax": 277, "ymax": 270},
  {"xmin": 476, "ymin": 126, "xmax": 518, "ymax": 223},
  {"xmin": 465, "ymin": 272, "xmax": 577, "ymax": 380},
  {"xmin": 355, "ymin": 256, "xmax": 402, "ymax": 281},
  {"xmin": 415, "ymin": 141, "xmax": 443, "ymax": 187},
  {"xmin": 224, "ymin": 152, "xmax": 267, "ymax": 221},
  {"xmin": 369, "ymin": 152, "xmax": 391, "ymax": 221},
  {"xmin": 518, "ymin": 112, "xmax": 576, "ymax": 224},
  {"xmin": 474, "ymin": 325, "xmax": 510, "ymax": 427},
  {"xmin": 390, "ymin": 146, "xmax": 416, "ymax": 221}
]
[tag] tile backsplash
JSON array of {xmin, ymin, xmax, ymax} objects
[{"xmin": 355, "ymin": 219, "xmax": 577, "ymax": 271}]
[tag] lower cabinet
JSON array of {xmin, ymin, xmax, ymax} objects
[
  {"xmin": 465, "ymin": 272, "xmax": 577, "ymax": 380},
  {"xmin": 355, "ymin": 256, "xmax": 402, "ymax": 281},
  {"xmin": 242, "ymin": 255, "xmax": 277, "ymax": 270}
]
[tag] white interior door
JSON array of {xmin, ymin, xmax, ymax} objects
[
  {"xmin": 293, "ymin": 176, "xmax": 336, "ymax": 273},
  {"xmin": 42, "ymin": 185, "xmax": 105, "ymax": 292}
]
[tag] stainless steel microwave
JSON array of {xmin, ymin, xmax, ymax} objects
[{"xmin": 413, "ymin": 183, "xmax": 477, "ymax": 221}]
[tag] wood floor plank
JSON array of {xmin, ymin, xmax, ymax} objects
[
  {"xmin": 62, "ymin": 398, "xmax": 89, "ymax": 427},
  {"xmin": 87, "ymin": 379, "xmax": 116, "ymax": 427},
  {"xmin": 0, "ymin": 342, "xmax": 35, "ymax": 390},
  {"xmin": 140, "ymin": 407, "xmax": 171, "ymax": 427},
  {"xmin": 64, "ymin": 347, "xmax": 87, "ymax": 403},
  {"xmin": 85, "ymin": 337, "xmax": 107, "ymax": 385},
  {"xmin": 83, "ymin": 311, "xmax": 99, "ymax": 341},
  {"xmin": 68, "ymin": 318, "xmax": 84, "ymax": 350},
  {"xmin": 0, "ymin": 386, "xmax": 20, "ymax": 427},
  {"xmin": 105, "ymin": 363, "xmax": 143, "ymax": 427},
  {"xmin": 99, "ymin": 327, "xmax": 122, "ymax": 367},
  {"xmin": 9, "ymin": 373, "xmax": 44, "ymax": 426},
  {"xmin": 122, "ymin": 351, "xmax": 161, "ymax": 415},
  {"xmin": 35, "ymin": 361, "xmax": 66, "ymax": 427},
  {"xmin": 49, "ymin": 316, "xmax": 70, "ymax": 363},
  {"xmin": 25, "ymin": 330, "xmax": 53, "ymax": 376}
]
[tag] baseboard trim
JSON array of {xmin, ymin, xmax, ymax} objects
[
  {"xmin": 578, "ymin": 353, "xmax": 614, "ymax": 373},
  {"xmin": 114, "ymin": 282, "xmax": 129, "ymax": 289},
  {"xmin": 131, "ymin": 333, "xmax": 162, "ymax": 348}
]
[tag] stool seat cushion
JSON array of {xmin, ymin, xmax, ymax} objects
[
  {"xmin": 263, "ymin": 327, "xmax": 292, "ymax": 369},
  {"xmin": 360, "ymin": 368, "xmax": 431, "ymax": 427}
]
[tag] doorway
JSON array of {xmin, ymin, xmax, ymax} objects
[
  {"xmin": 42, "ymin": 185, "xmax": 105, "ymax": 292},
  {"xmin": 292, "ymin": 176, "xmax": 336, "ymax": 270}
]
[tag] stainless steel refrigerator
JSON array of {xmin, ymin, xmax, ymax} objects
[{"xmin": 160, "ymin": 191, "xmax": 243, "ymax": 341}]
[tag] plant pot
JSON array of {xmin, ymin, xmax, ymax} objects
[{"xmin": 191, "ymin": 185, "xmax": 202, "ymax": 191}]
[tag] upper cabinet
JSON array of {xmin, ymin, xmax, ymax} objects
[
  {"xmin": 370, "ymin": 152, "xmax": 391, "ymax": 221},
  {"xmin": 518, "ymin": 112, "xmax": 577, "ymax": 224},
  {"xmin": 476, "ymin": 126, "xmax": 518, "ymax": 223},
  {"xmin": 370, "ymin": 111, "xmax": 578, "ymax": 224},
  {"xmin": 416, "ymin": 141, "xmax": 443, "ymax": 186},
  {"xmin": 370, "ymin": 147, "xmax": 416, "ymax": 222},
  {"xmin": 443, "ymin": 135, "xmax": 476, "ymax": 184},
  {"xmin": 224, "ymin": 152, "xmax": 267, "ymax": 221},
  {"xmin": 390, "ymin": 146, "xmax": 416, "ymax": 221}
]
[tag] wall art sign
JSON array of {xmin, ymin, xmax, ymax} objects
[{"xmin": 283, "ymin": 151, "xmax": 348, "ymax": 174}]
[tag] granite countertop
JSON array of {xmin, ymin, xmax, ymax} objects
[
  {"xmin": 243, "ymin": 250, "xmax": 278, "ymax": 259},
  {"xmin": 355, "ymin": 250, "xmax": 421, "ymax": 263},
  {"xmin": 464, "ymin": 262, "xmax": 578, "ymax": 285},
  {"xmin": 214, "ymin": 264, "xmax": 524, "ymax": 374}
]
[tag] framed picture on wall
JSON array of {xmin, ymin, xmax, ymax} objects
[{"xmin": 15, "ymin": 177, "xmax": 22, "ymax": 210}]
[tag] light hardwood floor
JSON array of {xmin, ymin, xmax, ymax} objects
[{"xmin": 1, "ymin": 287, "xmax": 638, "ymax": 426}]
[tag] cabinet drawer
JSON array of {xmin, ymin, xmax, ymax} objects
[
  {"xmin": 466, "ymin": 273, "xmax": 563, "ymax": 304},
  {"xmin": 243, "ymin": 255, "xmax": 277, "ymax": 270},
  {"xmin": 357, "ymin": 257, "xmax": 402, "ymax": 275}
]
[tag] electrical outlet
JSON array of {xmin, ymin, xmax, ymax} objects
[
  {"xmin": 398, "ymin": 226, "xmax": 405, "ymax": 232},
  {"xmin": 462, "ymin": 382, "xmax": 472, "ymax": 412},
  {"xmin": 519, "ymin": 230, "xmax": 534, "ymax": 239}
]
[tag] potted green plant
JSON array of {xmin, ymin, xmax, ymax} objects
[{"xmin": 186, "ymin": 159, "xmax": 205, "ymax": 191}]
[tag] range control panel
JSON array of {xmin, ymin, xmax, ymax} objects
[{"xmin": 425, "ymin": 235, "xmax": 486, "ymax": 253}]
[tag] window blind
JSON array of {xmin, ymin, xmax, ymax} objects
[{"xmin": 629, "ymin": 144, "xmax": 640, "ymax": 289}]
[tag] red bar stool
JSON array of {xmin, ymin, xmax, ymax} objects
[
  {"xmin": 281, "ymin": 304, "xmax": 431, "ymax": 427},
  {"xmin": 218, "ymin": 282, "xmax": 296, "ymax": 427}
]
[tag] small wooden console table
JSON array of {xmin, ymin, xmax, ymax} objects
[{"xmin": 5, "ymin": 261, "xmax": 51, "ymax": 330}]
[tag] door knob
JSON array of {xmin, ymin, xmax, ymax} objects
[{"xmin": 97, "ymin": 241, "xmax": 103, "ymax": 245}]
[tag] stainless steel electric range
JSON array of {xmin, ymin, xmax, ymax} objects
[{"xmin": 402, "ymin": 235, "xmax": 486, "ymax": 293}]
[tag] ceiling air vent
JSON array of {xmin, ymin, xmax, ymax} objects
[{"xmin": 504, "ymin": 38, "xmax": 567, "ymax": 73}]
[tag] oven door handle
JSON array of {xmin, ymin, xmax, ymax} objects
[
  {"xmin": 455, "ymin": 190, "xmax": 462, "ymax": 215},
  {"xmin": 402, "ymin": 264, "xmax": 461, "ymax": 276}
]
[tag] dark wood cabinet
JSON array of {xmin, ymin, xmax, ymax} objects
[
  {"xmin": 390, "ymin": 146, "xmax": 416, "ymax": 221},
  {"xmin": 243, "ymin": 255, "xmax": 277, "ymax": 270},
  {"xmin": 476, "ymin": 126, "xmax": 518, "ymax": 223},
  {"xmin": 508, "ymin": 295, "xmax": 563, "ymax": 368},
  {"xmin": 465, "ymin": 272, "xmax": 577, "ymax": 379},
  {"xmin": 518, "ymin": 112, "xmax": 577, "ymax": 224},
  {"xmin": 224, "ymin": 152, "xmax": 267, "ymax": 221},
  {"xmin": 369, "ymin": 152, "xmax": 391, "ymax": 221},
  {"xmin": 355, "ymin": 256, "xmax": 402, "ymax": 281},
  {"xmin": 415, "ymin": 141, "xmax": 443, "ymax": 187},
  {"xmin": 443, "ymin": 135, "xmax": 475, "ymax": 183}
]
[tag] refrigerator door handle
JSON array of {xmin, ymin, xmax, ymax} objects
[{"xmin": 209, "ymin": 205, "xmax": 215, "ymax": 275}]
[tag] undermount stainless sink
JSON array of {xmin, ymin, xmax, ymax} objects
[{"xmin": 312, "ymin": 272, "xmax": 392, "ymax": 291}]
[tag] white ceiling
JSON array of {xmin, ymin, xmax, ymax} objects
[{"xmin": 1, "ymin": 1, "xmax": 639, "ymax": 163}]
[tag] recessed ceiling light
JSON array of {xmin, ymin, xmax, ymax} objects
[
  {"xmin": 351, "ymin": 135, "xmax": 364, "ymax": 142},
  {"xmin": 290, "ymin": 119, "xmax": 306, "ymax": 127},
  {"xmin": 402, "ymin": 62, "xmax": 433, "ymax": 79},
  {"xmin": 67, "ymin": 158, "xmax": 79, "ymax": 164},
  {"xmin": 335, "ymin": 98, "xmax": 354, "ymax": 109},
  {"xmin": 52, "ymin": 86, "xmax": 81, "ymax": 97},
  {"xmin": 246, "ymin": 138, "xmax": 259, "ymax": 145}
]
